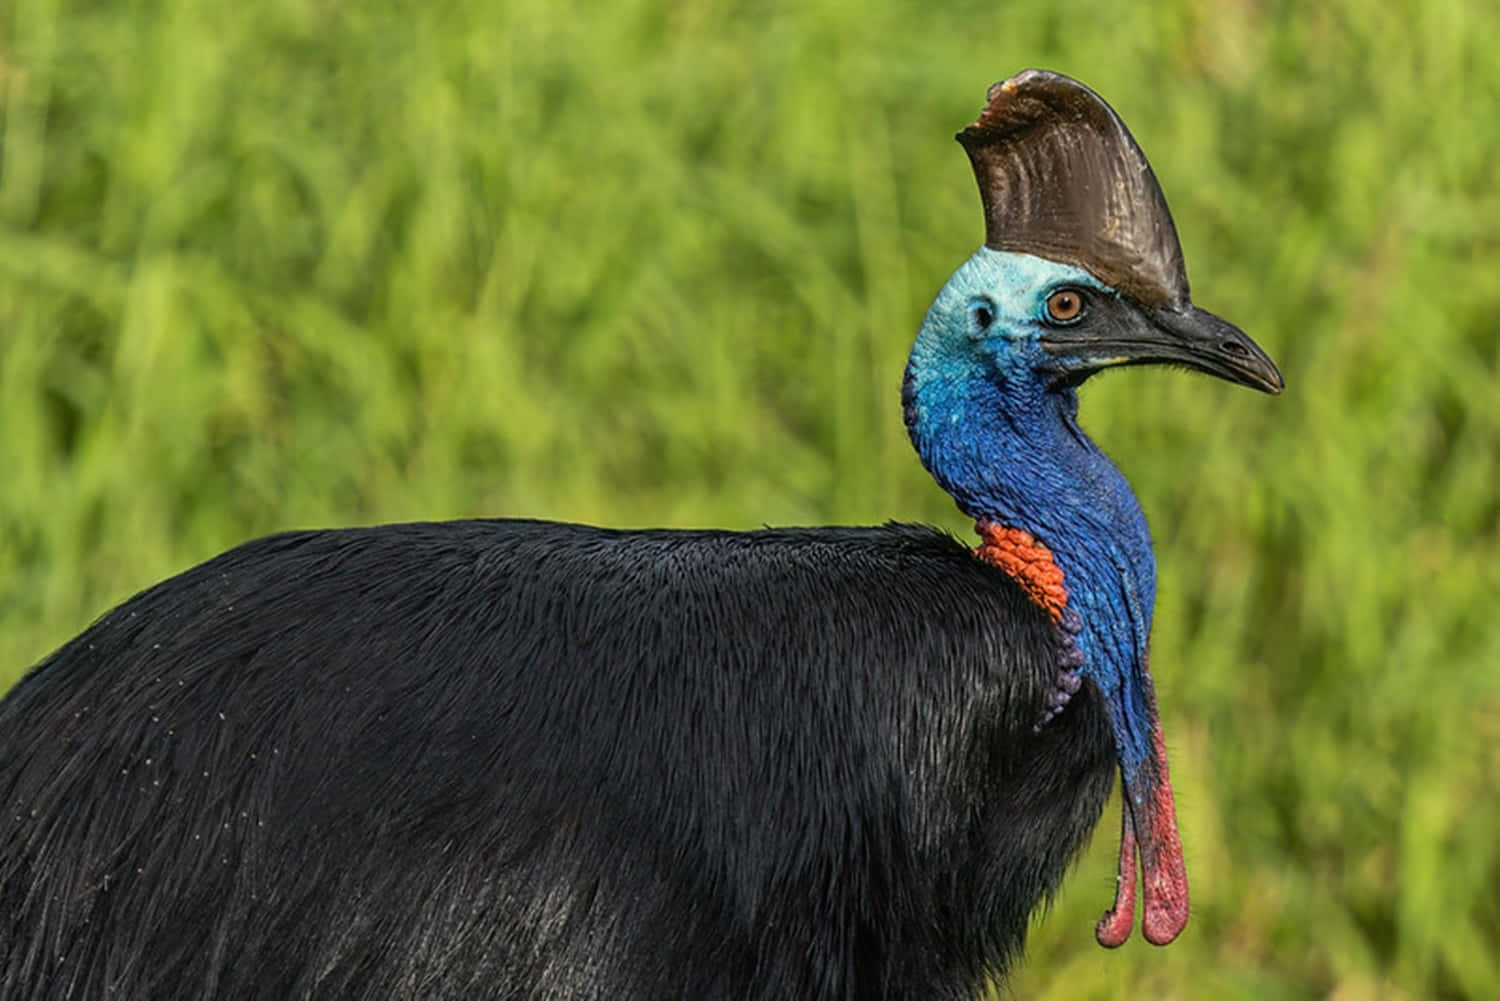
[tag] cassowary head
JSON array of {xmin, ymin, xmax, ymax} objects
[
  {"xmin": 913, "ymin": 69, "xmax": 1282, "ymax": 406},
  {"xmin": 904, "ymin": 70, "xmax": 1282, "ymax": 947}
]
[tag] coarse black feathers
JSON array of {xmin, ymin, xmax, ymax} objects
[{"xmin": 1, "ymin": 520, "xmax": 1114, "ymax": 1000}]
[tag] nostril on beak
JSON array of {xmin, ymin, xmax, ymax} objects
[{"xmin": 1221, "ymin": 340, "xmax": 1249, "ymax": 357}]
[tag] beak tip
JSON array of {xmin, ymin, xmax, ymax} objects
[{"xmin": 1253, "ymin": 369, "xmax": 1285, "ymax": 395}]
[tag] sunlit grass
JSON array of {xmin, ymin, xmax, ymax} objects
[{"xmin": 2, "ymin": 0, "xmax": 1497, "ymax": 996}]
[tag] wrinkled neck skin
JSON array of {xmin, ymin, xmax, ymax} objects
[{"xmin": 903, "ymin": 249, "xmax": 1157, "ymax": 779}]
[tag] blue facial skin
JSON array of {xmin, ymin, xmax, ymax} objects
[{"xmin": 903, "ymin": 248, "xmax": 1158, "ymax": 780}]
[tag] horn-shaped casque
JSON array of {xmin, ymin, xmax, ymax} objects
[{"xmin": 957, "ymin": 70, "xmax": 1189, "ymax": 309}]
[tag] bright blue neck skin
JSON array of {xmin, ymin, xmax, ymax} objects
[{"xmin": 903, "ymin": 248, "xmax": 1157, "ymax": 777}]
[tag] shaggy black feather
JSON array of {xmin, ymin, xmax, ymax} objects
[{"xmin": 0, "ymin": 519, "xmax": 1114, "ymax": 1000}]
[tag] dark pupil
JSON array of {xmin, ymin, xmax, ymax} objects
[
  {"xmin": 974, "ymin": 305, "xmax": 994, "ymax": 329},
  {"xmin": 1051, "ymin": 292, "xmax": 1076, "ymax": 318}
]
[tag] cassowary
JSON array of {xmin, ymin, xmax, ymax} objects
[{"xmin": 0, "ymin": 71, "xmax": 1281, "ymax": 999}]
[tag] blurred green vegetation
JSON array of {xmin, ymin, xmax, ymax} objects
[{"xmin": 2, "ymin": 0, "xmax": 1497, "ymax": 996}]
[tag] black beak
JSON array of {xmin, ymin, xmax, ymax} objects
[
  {"xmin": 1148, "ymin": 305, "xmax": 1284, "ymax": 394},
  {"xmin": 1041, "ymin": 299, "xmax": 1284, "ymax": 395}
]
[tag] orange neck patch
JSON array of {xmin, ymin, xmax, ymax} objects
[{"xmin": 972, "ymin": 521, "xmax": 1069, "ymax": 624}]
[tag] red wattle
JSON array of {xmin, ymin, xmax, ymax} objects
[
  {"xmin": 1095, "ymin": 806, "xmax": 1136, "ymax": 948},
  {"xmin": 1138, "ymin": 719, "xmax": 1189, "ymax": 945},
  {"xmin": 1098, "ymin": 681, "xmax": 1190, "ymax": 948}
]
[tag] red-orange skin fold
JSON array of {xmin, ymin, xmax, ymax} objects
[{"xmin": 972, "ymin": 522, "xmax": 1069, "ymax": 625}]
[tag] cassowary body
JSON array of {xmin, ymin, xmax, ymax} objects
[
  {"xmin": 0, "ymin": 71, "xmax": 1281, "ymax": 998},
  {"xmin": 2, "ymin": 522, "xmax": 1112, "ymax": 999}
]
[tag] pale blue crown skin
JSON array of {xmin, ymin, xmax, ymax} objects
[{"xmin": 903, "ymin": 248, "xmax": 1158, "ymax": 780}]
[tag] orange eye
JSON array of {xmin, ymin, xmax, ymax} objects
[{"xmin": 1046, "ymin": 289, "xmax": 1084, "ymax": 323}]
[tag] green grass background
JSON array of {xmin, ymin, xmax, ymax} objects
[{"xmin": 2, "ymin": 0, "xmax": 1497, "ymax": 996}]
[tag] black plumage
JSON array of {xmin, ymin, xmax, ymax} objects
[{"xmin": 1, "ymin": 521, "xmax": 1113, "ymax": 999}]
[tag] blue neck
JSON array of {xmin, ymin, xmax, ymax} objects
[{"xmin": 903, "ymin": 292, "xmax": 1158, "ymax": 775}]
